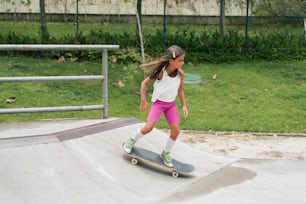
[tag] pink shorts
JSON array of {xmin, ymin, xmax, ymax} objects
[{"xmin": 147, "ymin": 100, "xmax": 180, "ymax": 124}]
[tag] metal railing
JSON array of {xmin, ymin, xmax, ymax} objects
[{"xmin": 0, "ymin": 44, "xmax": 120, "ymax": 118}]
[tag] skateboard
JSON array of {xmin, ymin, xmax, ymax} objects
[{"xmin": 123, "ymin": 145, "xmax": 195, "ymax": 177}]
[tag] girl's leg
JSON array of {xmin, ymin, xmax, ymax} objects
[
  {"xmin": 140, "ymin": 121, "xmax": 156, "ymax": 135},
  {"xmin": 123, "ymin": 101, "xmax": 161, "ymax": 154},
  {"xmin": 164, "ymin": 123, "xmax": 180, "ymax": 153},
  {"xmin": 161, "ymin": 123, "xmax": 179, "ymax": 167},
  {"xmin": 123, "ymin": 121, "xmax": 156, "ymax": 154},
  {"xmin": 161, "ymin": 102, "xmax": 180, "ymax": 167},
  {"xmin": 163, "ymin": 101, "xmax": 180, "ymax": 153},
  {"xmin": 132, "ymin": 121, "xmax": 156, "ymax": 141},
  {"xmin": 130, "ymin": 100, "xmax": 162, "ymax": 141},
  {"xmin": 169, "ymin": 123, "xmax": 180, "ymax": 141}
]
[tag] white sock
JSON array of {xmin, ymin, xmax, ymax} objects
[
  {"xmin": 131, "ymin": 128, "xmax": 144, "ymax": 141},
  {"xmin": 164, "ymin": 137, "xmax": 175, "ymax": 153}
]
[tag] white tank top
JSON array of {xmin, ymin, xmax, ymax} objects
[{"xmin": 151, "ymin": 68, "xmax": 181, "ymax": 102}]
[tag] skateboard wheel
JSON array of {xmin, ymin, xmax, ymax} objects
[
  {"xmin": 172, "ymin": 171, "xmax": 180, "ymax": 178},
  {"xmin": 131, "ymin": 158, "xmax": 138, "ymax": 165}
]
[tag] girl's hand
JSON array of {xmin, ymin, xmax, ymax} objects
[
  {"xmin": 140, "ymin": 100, "xmax": 149, "ymax": 112},
  {"xmin": 182, "ymin": 105, "xmax": 188, "ymax": 118}
]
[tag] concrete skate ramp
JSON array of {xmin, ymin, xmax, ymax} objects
[
  {"xmin": 0, "ymin": 118, "xmax": 237, "ymax": 204},
  {"xmin": 1, "ymin": 118, "xmax": 305, "ymax": 204}
]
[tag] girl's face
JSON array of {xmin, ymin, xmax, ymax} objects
[{"xmin": 170, "ymin": 54, "xmax": 185, "ymax": 69}]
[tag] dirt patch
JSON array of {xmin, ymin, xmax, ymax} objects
[{"xmin": 163, "ymin": 130, "xmax": 306, "ymax": 160}]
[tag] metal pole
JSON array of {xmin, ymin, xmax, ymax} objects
[
  {"xmin": 102, "ymin": 49, "xmax": 108, "ymax": 118},
  {"xmin": 244, "ymin": 0, "xmax": 249, "ymax": 54},
  {"xmin": 0, "ymin": 105, "xmax": 104, "ymax": 114},
  {"xmin": 0, "ymin": 44, "xmax": 119, "ymax": 51},
  {"xmin": 0, "ymin": 76, "xmax": 104, "ymax": 82}
]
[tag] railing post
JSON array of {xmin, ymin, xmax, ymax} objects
[{"xmin": 102, "ymin": 49, "xmax": 108, "ymax": 118}]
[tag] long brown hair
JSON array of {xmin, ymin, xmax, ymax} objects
[{"xmin": 146, "ymin": 45, "xmax": 185, "ymax": 80}]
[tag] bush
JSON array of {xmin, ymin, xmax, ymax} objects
[{"xmin": 0, "ymin": 27, "xmax": 305, "ymax": 63}]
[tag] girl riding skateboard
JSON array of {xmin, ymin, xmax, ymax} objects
[{"xmin": 123, "ymin": 45, "xmax": 188, "ymax": 168}]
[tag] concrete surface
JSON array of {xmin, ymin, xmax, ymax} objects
[{"xmin": 0, "ymin": 118, "xmax": 305, "ymax": 204}]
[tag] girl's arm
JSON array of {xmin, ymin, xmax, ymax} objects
[
  {"xmin": 139, "ymin": 77, "xmax": 155, "ymax": 112},
  {"xmin": 178, "ymin": 70, "xmax": 188, "ymax": 118}
]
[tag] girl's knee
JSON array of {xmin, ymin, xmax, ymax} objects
[
  {"xmin": 171, "ymin": 128, "xmax": 180, "ymax": 136},
  {"xmin": 141, "ymin": 123, "xmax": 155, "ymax": 134},
  {"xmin": 170, "ymin": 127, "xmax": 180, "ymax": 140},
  {"xmin": 141, "ymin": 127, "xmax": 152, "ymax": 134}
]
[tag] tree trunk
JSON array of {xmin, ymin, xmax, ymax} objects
[
  {"xmin": 219, "ymin": 0, "xmax": 225, "ymax": 38},
  {"xmin": 39, "ymin": 0, "xmax": 49, "ymax": 43}
]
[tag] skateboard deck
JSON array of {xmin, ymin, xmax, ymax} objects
[{"xmin": 123, "ymin": 145, "xmax": 195, "ymax": 177}]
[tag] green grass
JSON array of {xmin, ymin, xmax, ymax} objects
[
  {"xmin": 0, "ymin": 56, "xmax": 305, "ymax": 133},
  {"xmin": 183, "ymin": 61, "xmax": 306, "ymax": 132}
]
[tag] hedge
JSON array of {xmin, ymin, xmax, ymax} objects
[{"xmin": 0, "ymin": 28, "xmax": 305, "ymax": 64}]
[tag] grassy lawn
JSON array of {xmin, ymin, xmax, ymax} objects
[
  {"xmin": 183, "ymin": 61, "xmax": 306, "ymax": 132},
  {"xmin": 0, "ymin": 21, "xmax": 305, "ymax": 132},
  {"xmin": 0, "ymin": 56, "xmax": 305, "ymax": 133}
]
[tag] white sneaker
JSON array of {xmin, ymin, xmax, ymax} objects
[
  {"xmin": 160, "ymin": 151, "xmax": 173, "ymax": 168},
  {"xmin": 122, "ymin": 138, "xmax": 136, "ymax": 154}
]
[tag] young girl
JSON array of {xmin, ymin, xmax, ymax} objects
[{"xmin": 123, "ymin": 45, "xmax": 188, "ymax": 167}]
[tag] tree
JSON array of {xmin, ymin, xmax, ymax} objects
[
  {"xmin": 39, "ymin": 0, "xmax": 49, "ymax": 43},
  {"xmin": 218, "ymin": 0, "xmax": 248, "ymax": 38},
  {"xmin": 219, "ymin": 0, "xmax": 225, "ymax": 38}
]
